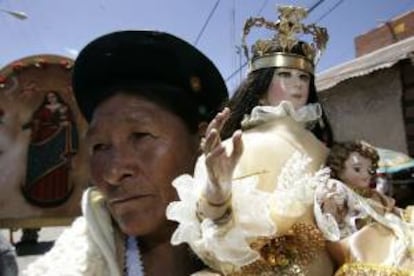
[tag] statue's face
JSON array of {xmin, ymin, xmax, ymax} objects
[
  {"xmin": 263, "ymin": 67, "xmax": 310, "ymax": 110},
  {"xmin": 338, "ymin": 151, "xmax": 374, "ymax": 188}
]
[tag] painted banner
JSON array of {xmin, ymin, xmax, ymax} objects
[{"xmin": 0, "ymin": 55, "xmax": 88, "ymax": 228}]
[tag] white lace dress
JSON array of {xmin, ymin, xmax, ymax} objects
[{"xmin": 167, "ymin": 102, "xmax": 334, "ymax": 275}]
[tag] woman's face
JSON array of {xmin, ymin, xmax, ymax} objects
[
  {"xmin": 47, "ymin": 92, "xmax": 58, "ymax": 104},
  {"xmin": 338, "ymin": 152, "xmax": 374, "ymax": 188},
  {"xmin": 263, "ymin": 67, "xmax": 310, "ymax": 110},
  {"xmin": 86, "ymin": 93, "xmax": 200, "ymax": 237}
]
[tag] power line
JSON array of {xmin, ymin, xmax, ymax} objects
[
  {"xmin": 194, "ymin": 0, "xmax": 221, "ymax": 46},
  {"xmin": 226, "ymin": 61, "xmax": 247, "ymax": 82},
  {"xmin": 308, "ymin": 0, "xmax": 326, "ymax": 14},
  {"xmin": 226, "ymin": 0, "xmax": 327, "ymax": 83},
  {"xmin": 256, "ymin": 0, "xmax": 270, "ymax": 16},
  {"xmin": 314, "ymin": 0, "xmax": 345, "ymax": 23}
]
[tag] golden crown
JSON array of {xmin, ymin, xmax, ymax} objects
[{"xmin": 242, "ymin": 6, "xmax": 329, "ymax": 74}]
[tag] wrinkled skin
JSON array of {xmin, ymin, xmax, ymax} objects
[{"xmin": 86, "ymin": 93, "xmax": 201, "ymax": 237}]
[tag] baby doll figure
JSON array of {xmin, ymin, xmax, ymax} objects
[
  {"xmin": 315, "ymin": 141, "xmax": 414, "ymax": 274},
  {"xmin": 327, "ymin": 141, "xmax": 397, "ymax": 217}
]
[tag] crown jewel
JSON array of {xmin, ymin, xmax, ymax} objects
[{"xmin": 242, "ymin": 6, "xmax": 329, "ymax": 74}]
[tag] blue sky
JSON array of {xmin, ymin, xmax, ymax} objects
[{"xmin": 1, "ymin": 0, "xmax": 413, "ymax": 91}]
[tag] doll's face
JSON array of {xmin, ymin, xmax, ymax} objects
[
  {"xmin": 262, "ymin": 67, "xmax": 310, "ymax": 110},
  {"xmin": 338, "ymin": 152, "xmax": 374, "ymax": 188}
]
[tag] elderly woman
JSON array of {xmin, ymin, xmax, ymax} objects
[
  {"xmin": 167, "ymin": 6, "xmax": 336, "ymax": 275},
  {"xmin": 24, "ymin": 30, "xmax": 228, "ymax": 275},
  {"xmin": 314, "ymin": 141, "xmax": 414, "ymax": 274}
]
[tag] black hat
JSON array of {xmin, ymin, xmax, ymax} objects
[{"xmin": 72, "ymin": 30, "xmax": 228, "ymax": 124}]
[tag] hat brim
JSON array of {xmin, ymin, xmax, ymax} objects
[{"xmin": 72, "ymin": 30, "xmax": 228, "ymax": 122}]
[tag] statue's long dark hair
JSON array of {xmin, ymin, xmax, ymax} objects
[{"xmin": 221, "ymin": 44, "xmax": 333, "ymax": 146}]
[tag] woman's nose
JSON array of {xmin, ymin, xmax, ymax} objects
[
  {"xmin": 361, "ymin": 171, "xmax": 371, "ymax": 182},
  {"xmin": 291, "ymin": 76, "xmax": 303, "ymax": 88},
  {"xmin": 102, "ymin": 145, "xmax": 136, "ymax": 186}
]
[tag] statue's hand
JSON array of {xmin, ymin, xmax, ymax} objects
[
  {"xmin": 201, "ymin": 108, "xmax": 243, "ymax": 204},
  {"xmin": 198, "ymin": 108, "xmax": 243, "ymax": 222}
]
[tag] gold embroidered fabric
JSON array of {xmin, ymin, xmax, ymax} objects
[
  {"xmin": 403, "ymin": 206, "xmax": 414, "ymax": 223},
  {"xmin": 349, "ymin": 185, "xmax": 374, "ymax": 198},
  {"xmin": 229, "ymin": 223, "xmax": 325, "ymax": 275},
  {"xmin": 335, "ymin": 262, "xmax": 412, "ymax": 276}
]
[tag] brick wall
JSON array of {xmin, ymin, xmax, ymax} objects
[{"xmin": 355, "ymin": 10, "xmax": 414, "ymax": 57}]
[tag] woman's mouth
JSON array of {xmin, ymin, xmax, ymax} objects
[{"xmin": 108, "ymin": 194, "xmax": 151, "ymax": 204}]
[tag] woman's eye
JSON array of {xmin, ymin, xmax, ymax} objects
[
  {"xmin": 300, "ymin": 74, "xmax": 310, "ymax": 81},
  {"xmin": 92, "ymin": 143, "xmax": 109, "ymax": 152},
  {"xmin": 132, "ymin": 132, "xmax": 151, "ymax": 141},
  {"xmin": 277, "ymin": 71, "xmax": 291, "ymax": 78},
  {"xmin": 353, "ymin": 167, "xmax": 361, "ymax": 173}
]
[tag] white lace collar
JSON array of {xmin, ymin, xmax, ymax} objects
[{"xmin": 241, "ymin": 101, "xmax": 322, "ymax": 130}]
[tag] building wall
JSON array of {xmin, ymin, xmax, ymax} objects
[
  {"xmin": 355, "ymin": 10, "xmax": 414, "ymax": 57},
  {"xmin": 401, "ymin": 59, "xmax": 414, "ymax": 155},
  {"xmin": 319, "ymin": 66, "xmax": 408, "ymax": 153}
]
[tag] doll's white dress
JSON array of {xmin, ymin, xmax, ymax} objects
[{"xmin": 167, "ymin": 102, "xmax": 335, "ymax": 275}]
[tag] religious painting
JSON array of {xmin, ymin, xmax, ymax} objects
[{"xmin": 0, "ymin": 55, "xmax": 88, "ymax": 228}]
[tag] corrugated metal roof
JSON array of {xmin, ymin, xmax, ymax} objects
[{"xmin": 316, "ymin": 36, "xmax": 414, "ymax": 91}]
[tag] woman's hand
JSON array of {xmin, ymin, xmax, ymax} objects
[{"xmin": 199, "ymin": 108, "xmax": 243, "ymax": 220}]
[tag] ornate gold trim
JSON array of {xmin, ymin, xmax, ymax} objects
[
  {"xmin": 335, "ymin": 262, "xmax": 411, "ymax": 276},
  {"xmin": 229, "ymin": 223, "xmax": 326, "ymax": 275},
  {"xmin": 242, "ymin": 5, "xmax": 328, "ymax": 74},
  {"xmin": 250, "ymin": 52, "xmax": 314, "ymax": 74}
]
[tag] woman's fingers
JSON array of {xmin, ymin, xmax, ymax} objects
[
  {"xmin": 231, "ymin": 130, "xmax": 243, "ymax": 163},
  {"xmin": 202, "ymin": 108, "xmax": 232, "ymax": 154},
  {"xmin": 205, "ymin": 131, "xmax": 242, "ymax": 187},
  {"xmin": 206, "ymin": 108, "xmax": 230, "ymax": 136},
  {"xmin": 202, "ymin": 128, "xmax": 220, "ymax": 154},
  {"xmin": 206, "ymin": 143, "xmax": 226, "ymax": 161},
  {"xmin": 205, "ymin": 144, "xmax": 226, "ymax": 188},
  {"xmin": 215, "ymin": 107, "xmax": 230, "ymax": 133}
]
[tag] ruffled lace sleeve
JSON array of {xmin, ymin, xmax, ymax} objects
[
  {"xmin": 166, "ymin": 156, "xmax": 275, "ymax": 273},
  {"xmin": 314, "ymin": 179, "xmax": 348, "ymax": 241},
  {"xmin": 167, "ymin": 152, "xmax": 330, "ymax": 273}
]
